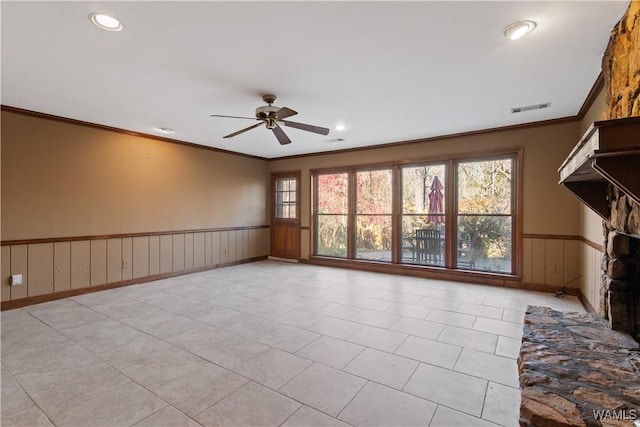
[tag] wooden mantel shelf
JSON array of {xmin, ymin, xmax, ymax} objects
[{"xmin": 559, "ymin": 117, "xmax": 640, "ymax": 219}]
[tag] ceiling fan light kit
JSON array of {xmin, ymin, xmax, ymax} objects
[{"xmin": 210, "ymin": 94, "xmax": 330, "ymax": 145}]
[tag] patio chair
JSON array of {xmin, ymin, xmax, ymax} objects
[{"xmin": 415, "ymin": 229, "xmax": 442, "ymax": 264}]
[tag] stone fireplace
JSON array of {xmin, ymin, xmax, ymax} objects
[
  {"xmin": 597, "ymin": 0, "xmax": 640, "ymax": 341},
  {"xmin": 601, "ymin": 189, "xmax": 640, "ymax": 341}
]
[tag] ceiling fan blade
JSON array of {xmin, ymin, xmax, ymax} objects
[
  {"xmin": 223, "ymin": 122, "xmax": 263, "ymax": 138},
  {"xmin": 275, "ymin": 107, "xmax": 297, "ymax": 120},
  {"xmin": 272, "ymin": 124, "xmax": 292, "ymax": 145},
  {"xmin": 211, "ymin": 114, "xmax": 257, "ymax": 120},
  {"xmin": 282, "ymin": 120, "xmax": 330, "ymax": 135}
]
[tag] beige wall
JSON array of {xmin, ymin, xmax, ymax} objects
[
  {"xmin": 269, "ymin": 121, "xmax": 584, "ymax": 288},
  {"xmin": 1, "ymin": 111, "xmax": 270, "ymax": 302},
  {"xmin": 579, "ymin": 89, "xmax": 607, "ymax": 136},
  {"xmin": 577, "ymin": 88, "xmax": 608, "ymax": 310},
  {"xmin": 1, "ymin": 111, "xmax": 269, "ymax": 240}
]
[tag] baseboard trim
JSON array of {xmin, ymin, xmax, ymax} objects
[
  {"xmin": 578, "ymin": 291, "xmax": 597, "ymax": 313},
  {"xmin": 0, "ymin": 256, "xmax": 267, "ymax": 311}
]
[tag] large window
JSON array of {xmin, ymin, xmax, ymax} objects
[
  {"xmin": 356, "ymin": 169, "xmax": 392, "ymax": 261},
  {"xmin": 312, "ymin": 152, "xmax": 519, "ymax": 276},
  {"xmin": 456, "ymin": 157, "xmax": 513, "ymax": 273},
  {"xmin": 401, "ymin": 164, "xmax": 446, "ymax": 266}
]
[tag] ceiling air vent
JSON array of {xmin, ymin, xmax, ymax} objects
[{"xmin": 511, "ymin": 102, "xmax": 551, "ymax": 114}]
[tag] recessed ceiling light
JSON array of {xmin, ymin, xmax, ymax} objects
[
  {"xmin": 502, "ymin": 20, "xmax": 536, "ymax": 40},
  {"xmin": 89, "ymin": 13, "xmax": 123, "ymax": 32},
  {"xmin": 157, "ymin": 127, "xmax": 173, "ymax": 134},
  {"xmin": 334, "ymin": 124, "xmax": 346, "ymax": 131}
]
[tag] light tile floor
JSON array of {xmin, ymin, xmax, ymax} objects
[{"xmin": 1, "ymin": 261, "xmax": 585, "ymax": 427}]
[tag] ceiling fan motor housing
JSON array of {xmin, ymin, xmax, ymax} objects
[{"xmin": 255, "ymin": 105, "xmax": 280, "ymax": 125}]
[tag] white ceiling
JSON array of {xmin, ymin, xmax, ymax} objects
[{"xmin": 1, "ymin": 1, "xmax": 630, "ymax": 159}]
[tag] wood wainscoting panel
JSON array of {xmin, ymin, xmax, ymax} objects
[
  {"xmin": 238, "ymin": 229, "xmax": 246, "ymax": 261},
  {"xmin": 248, "ymin": 229, "xmax": 258, "ymax": 259},
  {"xmin": 2, "ymin": 246, "xmax": 12, "ymax": 302},
  {"xmin": 28, "ymin": 243, "xmax": 54, "ymax": 296},
  {"xmin": 220, "ymin": 231, "xmax": 229, "ymax": 264},
  {"xmin": 172, "ymin": 234, "xmax": 185, "ymax": 272},
  {"xmin": 522, "ymin": 238, "xmax": 533, "ymax": 283},
  {"xmin": 237, "ymin": 230, "xmax": 245, "ymax": 261},
  {"xmin": 193, "ymin": 232, "xmax": 206, "ymax": 269},
  {"xmin": 10, "ymin": 245, "xmax": 28, "ymax": 299},
  {"xmin": 184, "ymin": 233, "xmax": 194, "ymax": 270},
  {"xmin": 107, "ymin": 238, "xmax": 123, "ymax": 284},
  {"xmin": 531, "ymin": 239, "xmax": 546, "ymax": 284},
  {"xmin": 1, "ymin": 225, "xmax": 269, "ymax": 307},
  {"xmin": 211, "ymin": 231, "xmax": 221, "ymax": 265},
  {"xmin": 544, "ymin": 239, "xmax": 565, "ymax": 286},
  {"xmin": 228, "ymin": 230, "xmax": 237, "ymax": 263},
  {"xmin": 90, "ymin": 239, "xmax": 107, "ymax": 286},
  {"xmin": 70, "ymin": 241, "xmax": 90, "ymax": 290},
  {"xmin": 159, "ymin": 235, "xmax": 172, "ymax": 274},
  {"xmin": 132, "ymin": 236, "xmax": 150, "ymax": 279},
  {"xmin": 149, "ymin": 235, "xmax": 160, "ymax": 276},
  {"xmin": 121, "ymin": 237, "xmax": 133, "ymax": 281},
  {"xmin": 54, "ymin": 242, "xmax": 71, "ymax": 293},
  {"xmin": 563, "ymin": 240, "xmax": 581, "ymax": 286},
  {"xmin": 205, "ymin": 232, "xmax": 213, "ymax": 265}
]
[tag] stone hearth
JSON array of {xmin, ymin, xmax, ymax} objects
[{"xmin": 519, "ymin": 306, "xmax": 640, "ymax": 427}]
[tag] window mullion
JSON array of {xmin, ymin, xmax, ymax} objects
[
  {"xmin": 348, "ymin": 169, "xmax": 356, "ymax": 259},
  {"xmin": 392, "ymin": 165, "xmax": 400, "ymax": 263},
  {"xmin": 445, "ymin": 159, "xmax": 456, "ymax": 269}
]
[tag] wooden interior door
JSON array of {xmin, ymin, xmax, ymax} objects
[{"xmin": 270, "ymin": 171, "xmax": 301, "ymax": 259}]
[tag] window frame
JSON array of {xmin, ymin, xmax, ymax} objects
[
  {"xmin": 453, "ymin": 154, "xmax": 517, "ymax": 274},
  {"xmin": 310, "ymin": 149, "xmax": 522, "ymax": 279}
]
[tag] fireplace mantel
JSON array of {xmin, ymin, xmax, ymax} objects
[{"xmin": 559, "ymin": 117, "xmax": 640, "ymax": 219}]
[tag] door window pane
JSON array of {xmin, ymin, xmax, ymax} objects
[{"xmin": 275, "ymin": 177, "xmax": 296, "ymax": 219}]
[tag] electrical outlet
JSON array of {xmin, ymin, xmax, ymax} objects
[
  {"xmin": 11, "ymin": 274, "xmax": 23, "ymax": 286},
  {"xmin": 122, "ymin": 260, "xmax": 129, "ymax": 269},
  {"xmin": 548, "ymin": 264, "xmax": 556, "ymax": 273}
]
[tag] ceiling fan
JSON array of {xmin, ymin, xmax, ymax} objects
[{"xmin": 211, "ymin": 94, "xmax": 330, "ymax": 145}]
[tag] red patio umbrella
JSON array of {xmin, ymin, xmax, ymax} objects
[{"xmin": 427, "ymin": 176, "xmax": 445, "ymax": 224}]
